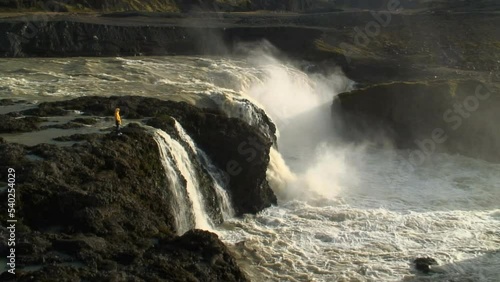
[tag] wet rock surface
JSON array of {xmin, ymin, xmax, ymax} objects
[
  {"xmin": 414, "ymin": 257, "xmax": 438, "ymax": 273},
  {"xmin": 0, "ymin": 96, "xmax": 278, "ymax": 281},
  {"xmin": 0, "ymin": 99, "xmax": 27, "ymax": 106},
  {"xmin": 0, "ymin": 115, "xmax": 45, "ymax": 133},
  {"xmin": 334, "ymin": 79, "xmax": 500, "ymax": 163},
  {"xmin": 25, "ymin": 95, "xmax": 277, "ymax": 215}
]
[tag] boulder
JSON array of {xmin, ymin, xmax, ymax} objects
[{"xmin": 414, "ymin": 257, "xmax": 438, "ymax": 273}]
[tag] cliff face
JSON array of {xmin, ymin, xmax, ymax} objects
[
  {"xmin": 0, "ymin": 96, "xmax": 277, "ymax": 280},
  {"xmin": 334, "ymin": 79, "xmax": 500, "ymax": 163},
  {"xmin": 1, "ymin": 20, "xmax": 189, "ymax": 57},
  {"xmin": 0, "ymin": 17, "xmax": 323, "ymax": 58},
  {"xmin": 1, "ymin": 11, "xmax": 499, "ymax": 85}
]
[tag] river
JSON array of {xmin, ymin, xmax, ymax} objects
[{"xmin": 1, "ymin": 55, "xmax": 499, "ymax": 281}]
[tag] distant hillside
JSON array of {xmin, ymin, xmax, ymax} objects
[
  {"xmin": 0, "ymin": 0, "xmax": 499, "ymax": 12},
  {"xmin": 0, "ymin": 0, "xmax": 498, "ymax": 12}
]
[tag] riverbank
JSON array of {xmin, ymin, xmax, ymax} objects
[{"xmin": 1, "ymin": 10, "xmax": 499, "ymax": 85}]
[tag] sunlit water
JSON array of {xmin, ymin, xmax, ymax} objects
[{"xmin": 1, "ymin": 56, "xmax": 499, "ymax": 281}]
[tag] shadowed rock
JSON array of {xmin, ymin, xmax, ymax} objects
[
  {"xmin": 334, "ymin": 79, "xmax": 500, "ymax": 162},
  {"xmin": 414, "ymin": 257, "xmax": 438, "ymax": 273},
  {"xmin": 23, "ymin": 95, "xmax": 278, "ymax": 215},
  {"xmin": 0, "ymin": 115, "xmax": 45, "ymax": 133},
  {"xmin": 0, "ymin": 96, "xmax": 272, "ymax": 281}
]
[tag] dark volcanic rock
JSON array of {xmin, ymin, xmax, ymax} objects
[
  {"xmin": 22, "ymin": 103, "xmax": 68, "ymax": 116},
  {"xmin": 53, "ymin": 133, "xmax": 102, "ymax": 142},
  {"xmin": 0, "ymin": 98, "xmax": 26, "ymax": 106},
  {"xmin": 30, "ymin": 95, "xmax": 277, "ymax": 215},
  {"xmin": 0, "ymin": 115, "xmax": 44, "ymax": 133},
  {"xmin": 0, "ymin": 96, "xmax": 276, "ymax": 280},
  {"xmin": 4, "ymin": 128, "xmax": 177, "ymax": 235},
  {"xmin": 150, "ymin": 230, "xmax": 247, "ymax": 281},
  {"xmin": 10, "ymin": 230, "xmax": 247, "ymax": 282},
  {"xmin": 147, "ymin": 111, "xmax": 276, "ymax": 216},
  {"xmin": 0, "ymin": 11, "xmax": 499, "ymax": 81},
  {"xmin": 0, "ymin": 125, "xmax": 249, "ymax": 281},
  {"xmin": 414, "ymin": 257, "xmax": 438, "ymax": 273},
  {"xmin": 0, "ymin": 17, "xmax": 322, "ymax": 59},
  {"xmin": 334, "ymin": 79, "xmax": 500, "ymax": 162}
]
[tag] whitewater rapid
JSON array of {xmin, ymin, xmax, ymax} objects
[
  {"xmin": 1, "ymin": 55, "xmax": 499, "ymax": 281},
  {"xmin": 222, "ymin": 150, "xmax": 500, "ymax": 281}
]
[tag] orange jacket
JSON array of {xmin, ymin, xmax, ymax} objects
[{"xmin": 115, "ymin": 109, "xmax": 121, "ymax": 124}]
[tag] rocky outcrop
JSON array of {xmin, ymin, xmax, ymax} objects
[
  {"xmin": 0, "ymin": 125, "xmax": 247, "ymax": 281},
  {"xmin": 0, "ymin": 96, "xmax": 279, "ymax": 280},
  {"xmin": 147, "ymin": 113, "xmax": 276, "ymax": 216},
  {"xmin": 0, "ymin": 115, "xmax": 45, "ymax": 133},
  {"xmin": 333, "ymin": 79, "xmax": 500, "ymax": 162},
  {"xmin": 414, "ymin": 257, "xmax": 439, "ymax": 273},
  {"xmin": 23, "ymin": 95, "xmax": 277, "ymax": 215}
]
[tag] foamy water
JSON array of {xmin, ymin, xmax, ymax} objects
[
  {"xmin": 1, "ymin": 55, "xmax": 498, "ymax": 281},
  {"xmin": 221, "ymin": 149, "xmax": 500, "ymax": 281}
]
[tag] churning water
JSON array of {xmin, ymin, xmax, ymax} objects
[{"xmin": 1, "ymin": 54, "xmax": 499, "ymax": 281}]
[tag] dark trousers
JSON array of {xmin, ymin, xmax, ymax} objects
[{"xmin": 115, "ymin": 121, "xmax": 121, "ymax": 132}]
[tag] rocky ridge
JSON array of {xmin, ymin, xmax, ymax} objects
[{"xmin": 0, "ymin": 96, "xmax": 277, "ymax": 281}]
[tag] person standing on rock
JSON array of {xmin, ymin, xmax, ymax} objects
[{"xmin": 114, "ymin": 107, "xmax": 122, "ymax": 136}]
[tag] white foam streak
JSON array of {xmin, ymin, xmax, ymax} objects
[
  {"xmin": 4, "ymin": 56, "xmax": 500, "ymax": 281},
  {"xmin": 174, "ymin": 120, "xmax": 235, "ymax": 219},
  {"xmin": 224, "ymin": 201, "xmax": 500, "ymax": 281},
  {"xmin": 153, "ymin": 131, "xmax": 192, "ymax": 234},
  {"xmin": 213, "ymin": 54, "xmax": 500, "ymax": 281},
  {"xmin": 241, "ymin": 57, "xmax": 354, "ymax": 202},
  {"xmin": 154, "ymin": 129, "xmax": 212, "ymax": 231},
  {"xmin": 266, "ymin": 147, "xmax": 296, "ymax": 202}
]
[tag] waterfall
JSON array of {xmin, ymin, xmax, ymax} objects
[
  {"xmin": 174, "ymin": 120, "xmax": 235, "ymax": 219},
  {"xmin": 205, "ymin": 57, "xmax": 353, "ymax": 202},
  {"xmin": 266, "ymin": 147, "xmax": 296, "ymax": 201},
  {"xmin": 153, "ymin": 129, "xmax": 212, "ymax": 232},
  {"xmin": 208, "ymin": 91, "xmax": 278, "ymax": 143},
  {"xmin": 196, "ymin": 151, "xmax": 235, "ymax": 220},
  {"xmin": 153, "ymin": 131, "xmax": 193, "ymax": 235},
  {"xmin": 152, "ymin": 119, "xmax": 237, "ymax": 234}
]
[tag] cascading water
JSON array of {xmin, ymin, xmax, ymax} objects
[
  {"xmin": 207, "ymin": 91, "xmax": 277, "ymax": 143},
  {"xmin": 208, "ymin": 53, "xmax": 355, "ymax": 202},
  {"xmin": 196, "ymin": 149, "xmax": 235, "ymax": 220},
  {"xmin": 173, "ymin": 120, "xmax": 235, "ymax": 219},
  {"xmin": 2, "ymin": 55, "xmax": 499, "ymax": 281},
  {"xmin": 153, "ymin": 129, "xmax": 212, "ymax": 232},
  {"xmin": 152, "ymin": 119, "xmax": 236, "ymax": 234},
  {"xmin": 207, "ymin": 55, "xmax": 500, "ymax": 281},
  {"xmin": 153, "ymin": 130, "xmax": 193, "ymax": 235}
]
